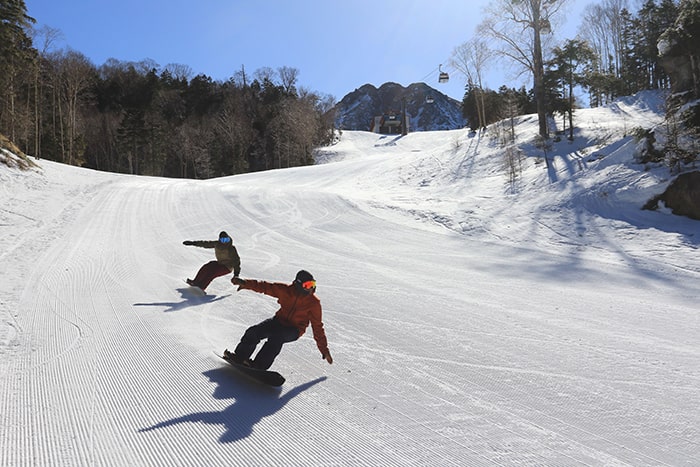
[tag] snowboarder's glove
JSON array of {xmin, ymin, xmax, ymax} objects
[
  {"xmin": 322, "ymin": 350, "xmax": 333, "ymax": 364},
  {"xmin": 231, "ymin": 276, "xmax": 247, "ymax": 290},
  {"xmin": 183, "ymin": 240, "xmax": 194, "ymax": 246}
]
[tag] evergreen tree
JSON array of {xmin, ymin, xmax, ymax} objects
[
  {"xmin": 0, "ymin": 0, "xmax": 36, "ymax": 141},
  {"xmin": 548, "ymin": 40, "xmax": 596, "ymax": 139}
]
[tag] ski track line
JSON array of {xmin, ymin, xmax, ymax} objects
[
  {"xmin": 45, "ymin": 186, "xmax": 135, "ymax": 465},
  {"xmin": 328, "ymin": 286, "xmax": 698, "ymax": 393},
  {"xmin": 440, "ymin": 356, "xmax": 692, "ymax": 462},
  {"xmin": 330, "ymin": 306, "xmax": 700, "ymax": 380},
  {"xmin": 224, "ymin": 188, "xmax": 373, "ymax": 264},
  {"xmin": 391, "ymin": 363, "xmax": 591, "ymax": 466},
  {"xmin": 11, "ymin": 258, "xmax": 88, "ymax": 461},
  {"xmin": 9, "ymin": 180, "xmax": 211, "ymax": 466},
  {"xmin": 320, "ymin": 360, "xmax": 544, "ymax": 466},
  {"xmin": 209, "ymin": 355, "xmax": 390, "ymax": 466},
  {"xmin": 344, "ymin": 338, "xmax": 699, "ymax": 395},
  {"xmin": 334, "ymin": 292, "xmax": 700, "ymax": 467},
  {"xmin": 332, "ymin": 340, "xmax": 586, "ymax": 464},
  {"xmin": 400, "ymin": 344, "xmax": 686, "ymax": 465},
  {"xmin": 308, "ymin": 334, "xmax": 562, "ymax": 464},
  {"xmin": 401, "ymin": 354, "xmax": 662, "ymax": 465},
  {"xmin": 278, "ymin": 354, "xmax": 480, "ymax": 466},
  {"xmin": 7, "ymin": 186, "xmax": 120, "ymax": 466},
  {"xmin": 354, "ymin": 264, "xmax": 698, "ymax": 380},
  {"xmin": 434, "ymin": 316, "xmax": 694, "ymax": 460},
  {"xmin": 342, "ymin": 226, "xmax": 692, "ymax": 460}
]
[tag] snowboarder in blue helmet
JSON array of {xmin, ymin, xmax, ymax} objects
[
  {"xmin": 183, "ymin": 231, "xmax": 241, "ymax": 292},
  {"xmin": 224, "ymin": 270, "xmax": 333, "ymax": 370}
]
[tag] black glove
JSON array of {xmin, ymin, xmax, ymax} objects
[{"xmin": 231, "ymin": 276, "xmax": 246, "ymax": 290}]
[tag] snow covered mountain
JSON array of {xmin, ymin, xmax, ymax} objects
[
  {"xmin": 1, "ymin": 91, "xmax": 698, "ymax": 466},
  {"xmin": 332, "ymin": 82, "xmax": 467, "ymax": 132}
]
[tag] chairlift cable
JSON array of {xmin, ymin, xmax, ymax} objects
[{"xmin": 419, "ymin": 67, "xmax": 440, "ymax": 83}]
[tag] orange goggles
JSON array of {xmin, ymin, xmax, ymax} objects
[{"xmin": 301, "ymin": 280, "xmax": 316, "ymax": 290}]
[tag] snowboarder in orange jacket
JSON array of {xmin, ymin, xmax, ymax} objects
[{"xmin": 225, "ymin": 270, "xmax": 333, "ymax": 370}]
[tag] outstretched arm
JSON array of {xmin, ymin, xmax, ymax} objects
[
  {"xmin": 231, "ymin": 277, "xmax": 287, "ymax": 297},
  {"xmin": 182, "ymin": 240, "xmax": 218, "ymax": 248}
]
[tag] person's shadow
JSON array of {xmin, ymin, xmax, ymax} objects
[
  {"xmin": 134, "ymin": 288, "xmax": 230, "ymax": 312},
  {"xmin": 139, "ymin": 367, "xmax": 327, "ymax": 443}
]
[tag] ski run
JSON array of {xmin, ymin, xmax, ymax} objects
[{"xmin": 1, "ymin": 91, "xmax": 698, "ymax": 466}]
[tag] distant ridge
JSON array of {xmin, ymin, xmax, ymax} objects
[{"xmin": 332, "ymin": 82, "xmax": 467, "ymax": 132}]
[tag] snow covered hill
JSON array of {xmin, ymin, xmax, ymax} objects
[{"xmin": 1, "ymin": 92, "xmax": 698, "ymax": 466}]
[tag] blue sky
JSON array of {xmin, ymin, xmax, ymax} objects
[{"xmin": 25, "ymin": 0, "xmax": 586, "ymax": 102}]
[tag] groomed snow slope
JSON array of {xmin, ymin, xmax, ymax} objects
[{"xmin": 1, "ymin": 91, "xmax": 698, "ymax": 466}]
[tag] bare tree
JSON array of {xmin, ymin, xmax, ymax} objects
[
  {"xmin": 480, "ymin": 0, "xmax": 570, "ymax": 139},
  {"xmin": 231, "ymin": 64, "xmax": 249, "ymax": 87},
  {"xmin": 29, "ymin": 25, "xmax": 62, "ymax": 158},
  {"xmin": 277, "ymin": 66, "xmax": 300, "ymax": 94},
  {"xmin": 312, "ymin": 91, "xmax": 337, "ymax": 115},
  {"xmin": 216, "ymin": 90, "xmax": 254, "ymax": 174},
  {"xmin": 501, "ymin": 88, "xmax": 521, "ymax": 144},
  {"xmin": 254, "ymin": 66, "xmax": 276, "ymax": 84},
  {"xmin": 55, "ymin": 49, "xmax": 95, "ymax": 165},
  {"xmin": 504, "ymin": 145, "xmax": 524, "ymax": 191},
  {"xmin": 298, "ymin": 87, "xmax": 337, "ymax": 146},
  {"xmin": 450, "ymin": 38, "xmax": 492, "ymax": 130},
  {"xmin": 268, "ymin": 97, "xmax": 316, "ymax": 168},
  {"xmin": 578, "ymin": 0, "xmax": 629, "ymax": 104},
  {"xmin": 130, "ymin": 58, "xmax": 159, "ymax": 75},
  {"xmin": 163, "ymin": 63, "xmax": 193, "ymax": 82},
  {"xmin": 174, "ymin": 123, "xmax": 212, "ymax": 178}
]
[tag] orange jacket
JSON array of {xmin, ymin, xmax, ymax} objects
[{"xmin": 241, "ymin": 279, "xmax": 329, "ymax": 355}]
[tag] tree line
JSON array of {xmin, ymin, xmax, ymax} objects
[
  {"xmin": 452, "ymin": 0, "xmax": 698, "ymax": 145},
  {"xmin": 0, "ymin": 1, "xmax": 336, "ymax": 178}
]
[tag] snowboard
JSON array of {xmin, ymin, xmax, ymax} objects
[
  {"xmin": 217, "ymin": 354, "xmax": 286, "ymax": 387},
  {"xmin": 183, "ymin": 279, "xmax": 206, "ymax": 296}
]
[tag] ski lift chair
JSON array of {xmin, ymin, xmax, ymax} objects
[{"xmin": 438, "ymin": 64, "xmax": 449, "ymax": 83}]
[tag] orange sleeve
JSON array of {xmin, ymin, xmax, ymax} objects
[
  {"xmin": 310, "ymin": 302, "xmax": 329, "ymax": 355},
  {"xmin": 242, "ymin": 279, "xmax": 287, "ymax": 298}
]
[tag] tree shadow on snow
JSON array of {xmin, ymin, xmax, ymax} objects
[
  {"xmin": 133, "ymin": 288, "xmax": 231, "ymax": 312},
  {"xmin": 138, "ymin": 367, "xmax": 327, "ymax": 443}
]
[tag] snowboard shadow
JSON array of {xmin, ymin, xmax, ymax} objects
[
  {"xmin": 133, "ymin": 288, "xmax": 230, "ymax": 312},
  {"xmin": 139, "ymin": 367, "xmax": 327, "ymax": 443}
]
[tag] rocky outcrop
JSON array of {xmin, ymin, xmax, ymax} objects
[{"xmin": 644, "ymin": 171, "xmax": 700, "ymax": 220}]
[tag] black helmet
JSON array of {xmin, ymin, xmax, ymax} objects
[
  {"xmin": 294, "ymin": 270, "xmax": 316, "ymax": 294},
  {"xmin": 218, "ymin": 231, "xmax": 232, "ymax": 243},
  {"xmin": 295, "ymin": 270, "xmax": 314, "ymax": 283}
]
